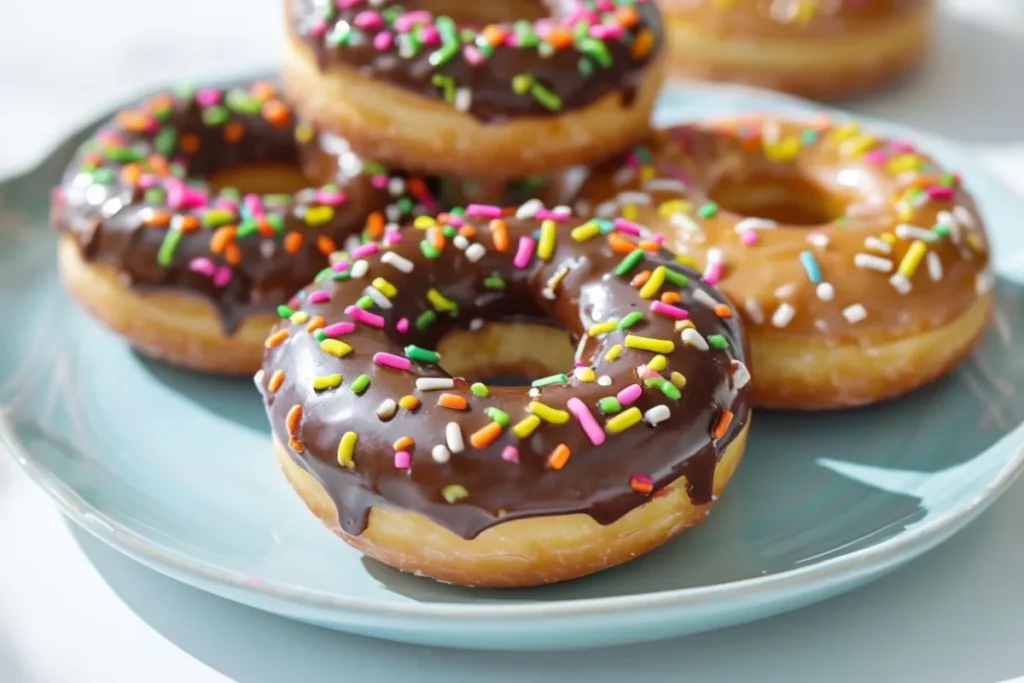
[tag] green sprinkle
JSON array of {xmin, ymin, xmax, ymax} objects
[
  {"xmin": 201, "ymin": 106, "xmax": 229, "ymax": 127},
  {"xmin": 486, "ymin": 407, "xmax": 510, "ymax": 427},
  {"xmin": 578, "ymin": 57, "xmax": 594, "ymax": 77},
  {"xmin": 707, "ymin": 334, "xmax": 729, "ymax": 349},
  {"xmin": 663, "ymin": 269, "xmax": 690, "ymax": 287},
  {"xmin": 154, "ymin": 127, "xmax": 178, "ymax": 156},
  {"xmin": 405, "ymin": 345, "xmax": 440, "ymax": 364},
  {"xmin": 225, "ymin": 89, "xmax": 261, "ymax": 115},
  {"xmin": 277, "ymin": 304, "xmax": 294, "ymax": 319},
  {"xmin": 484, "ymin": 274, "xmax": 506, "ymax": 290},
  {"xmin": 90, "ymin": 168, "xmax": 116, "ymax": 184},
  {"xmin": 174, "ymin": 83, "xmax": 197, "ymax": 100},
  {"xmin": 698, "ymin": 202, "xmax": 720, "ymax": 219},
  {"xmin": 143, "ymin": 188, "xmax": 165, "ymax": 204},
  {"xmin": 512, "ymin": 74, "xmax": 534, "ymax": 94},
  {"xmin": 314, "ymin": 267, "xmax": 332, "ymax": 283},
  {"xmin": 203, "ymin": 208, "xmax": 235, "ymax": 228},
  {"xmin": 314, "ymin": 329, "xmax": 327, "ymax": 342},
  {"xmin": 415, "ymin": 310, "xmax": 437, "ymax": 330},
  {"xmin": 598, "ymin": 397, "xmax": 622, "ymax": 414},
  {"xmin": 430, "ymin": 73, "xmax": 455, "ymax": 103},
  {"xmin": 531, "ymin": 373, "xmax": 569, "ymax": 388},
  {"xmin": 351, "ymin": 374, "xmax": 371, "ymax": 395},
  {"xmin": 442, "ymin": 484, "xmax": 469, "ymax": 503},
  {"xmin": 156, "ymin": 229, "xmax": 182, "ymax": 267},
  {"xmin": 617, "ymin": 311, "xmax": 644, "ymax": 330},
  {"xmin": 933, "ymin": 224, "xmax": 951, "ymax": 238},
  {"xmin": 615, "ymin": 249, "xmax": 645, "ymax": 276},
  {"xmin": 331, "ymin": 270, "xmax": 351, "ymax": 281},
  {"xmin": 580, "ymin": 38, "xmax": 611, "ymax": 67},
  {"xmin": 356, "ymin": 295, "xmax": 375, "ymax": 310},
  {"xmin": 513, "ymin": 20, "xmax": 539, "ymax": 47},
  {"xmin": 326, "ymin": 23, "xmax": 352, "ymax": 46},
  {"xmin": 645, "ymin": 378, "xmax": 682, "ymax": 401},
  {"xmin": 530, "ymin": 83, "xmax": 562, "ymax": 111},
  {"xmin": 471, "ymin": 382, "xmax": 490, "ymax": 398},
  {"xmin": 420, "ymin": 240, "xmax": 441, "ymax": 259}
]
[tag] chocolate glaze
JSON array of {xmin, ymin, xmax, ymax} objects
[
  {"xmin": 288, "ymin": 0, "xmax": 663, "ymax": 122},
  {"xmin": 260, "ymin": 212, "xmax": 751, "ymax": 539}
]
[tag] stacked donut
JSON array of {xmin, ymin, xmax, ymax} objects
[{"xmin": 52, "ymin": 1, "xmax": 992, "ymax": 588}]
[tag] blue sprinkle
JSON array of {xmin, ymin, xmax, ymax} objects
[{"xmin": 799, "ymin": 250, "xmax": 822, "ymax": 284}]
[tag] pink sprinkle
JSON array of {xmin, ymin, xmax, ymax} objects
[
  {"xmin": 394, "ymin": 10, "xmax": 432, "ymax": 32},
  {"xmin": 590, "ymin": 24, "xmax": 624, "ymax": 40},
  {"xmin": 374, "ymin": 352, "xmax": 412, "ymax": 371},
  {"xmin": 383, "ymin": 231, "xmax": 403, "ymax": 246},
  {"xmin": 928, "ymin": 186, "xmax": 954, "ymax": 200},
  {"xmin": 741, "ymin": 230, "xmax": 759, "ymax": 246},
  {"xmin": 189, "ymin": 257, "xmax": 215, "ymax": 277},
  {"xmin": 373, "ymin": 31, "xmax": 393, "ymax": 50},
  {"xmin": 138, "ymin": 174, "xmax": 159, "ymax": 190},
  {"xmin": 513, "ymin": 236, "xmax": 536, "ymax": 269},
  {"xmin": 650, "ymin": 301, "xmax": 688, "ymax": 320},
  {"xmin": 212, "ymin": 266, "xmax": 232, "ymax": 288},
  {"xmin": 346, "ymin": 305, "xmax": 385, "ymax": 328},
  {"xmin": 462, "ymin": 45, "xmax": 486, "ymax": 66},
  {"xmin": 322, "ymin": 322, "xmax": 355, "ymax": 337},
  {"xmin": 501, "ymin": 446, "xmax": 520, "ymax": 463},
  {"xmin": 649, "ymin": 233, "xmax": 666, "ymax": 245},
  {"xmin": 614, "ymin": 217, "xmax": 644, "ymax": 236},
  {"xmin": 636, "ymin": 365, "xmax": 659, "ymax": 380},
  {"xmin": 535, "ymin": 208, "xmax": 571, "ymax": 222},
  {"xmin": 335, "ymin": 0, "xmax": 360, "ymax": 9},
  {"xmin": 567, "ymin": 398, "xmax": 606, "ymax": 446},
  {"xmin": 446, "ymin": 214, "xmax": 464, "ymax": 228},
  {"xmin": 316, "ymin": 188, "xmax": 346, "ymax": 205},
  {"xmin": 195, "ymin": 88, "xmax": 222, "ymax": 107},
  {"xmin": 243, "ymin": 193, "xmax": 265, "ymax": 218},
  {"xmin": 394, "ymin": 451, "xmax": 412, "ymax": 469},
  {"xmin": 891, "ymin": 140, "xmax": 917, "ymax": 154},
  {"xmin": 465, "ymin": 204, "xmax": 503, "ymax": 219},
  {"xmin": 703, "ymin": 262, "xmax": 725, "ymax": 285},
  {"xmin": 353, "ymin": 10, "xmax": 384, "ymax": 29},
  {"xmin": 370, "ymin": 175, "xmax": 389, "ymax": 189},
  {"xmin": 863, "ymin": 150, "xmax": 889, "ymax": 165},
  {"xmin": 617, "ymin": 383, "xmax": 643, "ymax": 406},
  {"xmin": 396, "ymin": 318, "xmax": 410, "ymax": 334},
  {"xmin": 307, "ymin": 290, "xmax": 331, "ymax": 304},
  {"xmin": 419, "ymin": 24, "xmax": 440, "ymax": 46},
  {"xmin": 350, "ymin": 242, "xmax": 380, "ymax": 259},
  {"xmin": 331, "ymin": 260, "xmax": 350, "ymax": 273},
  {"xmin": 310, "ymin": 20, "xmax": 328, "ymax": 38},
  {"xmin": 213, "ymin": 196, "xmax": 238, "ymax": 211}
]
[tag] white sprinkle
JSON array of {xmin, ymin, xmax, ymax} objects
[
  {"xmin": 350, "ymin": 259, "xmax": 370, "ymax": 278},
  {"xmin": 936, "ymin": 210, "xmax": 962, "ymax": 243},
  {"xmin": 895, "ymin": 224, "xmax": 936, "ymax": 242},
  {"xmin": 889, "ymin": 273, "xmax": 912, "ymax": 294},
  {"xmin": 682, "ymin": 327, "xmax": 709, "ymax": 350},
  {"xmin": 515, "ymin": 199, "xmax": 544, "ymax": 220},
  {"xmin": 364, "ymin": 286, "xmax": 392, "ymax": 309},
  {"xmin": 528, "ymin": 387, "xmax": 541, "ymax": 398},
  {"xmin": 806, "ymin": 233, "xmax": 830, "ymax": 248},
  {"xmin": 101, "ymin": 197, "xmax": 124, "ymax": 218},
  {"xmin": 612, "ymin": 166, "xmax": 635, "ymax": 185},
  {"xmin": 670, "ymin": 212, "xmax": 701, "ymax": 232},
  {"xmin": 453, "ymin": 235, "xmax": 469, "ymax": 250},
  {"xmin": 573, "ymin": 366, "xmax": 591, "ymax": 380},
  {"xmin": 597, "ymin": 375, "xmax": 613, "ymax": 386},
  {"xmin": 730, "ymin": 360, "xmax": 751, "ymax": 389},
  {"xmin": 387, "ymin": 177, "xmax": 405, "ymax": 197},
  {"xmin": 465, "ymin": 243, "xmax": 486, "ymax": 262},
  {"xmin": 927, "ymin": 251, "xmax": 943, "ymax": 281},
  {"xmin": 381, "ymin": 251, "xmax": 414, "ymax": 273},
  {"xmin": 854, "ymin": 253, "xmax": 893, "ymax": 272},
  {"xmin": 814, "ymin": 319, "xmax": 829, "ymax": 333},
  {"xmin": 707, "ymin": 248, "xmax": 725, "ymax": 264},
  {"xmin": 431, "ymin": 445, "xmax": 451, "ymax": 464},
  {"xmin": 469, "ymin": 318, "xmax": 485, "ymax": 332},
  {"xmin": 454, "ymin": 88, "xmax": 472, "ymax": 113},
  {"xmin": 954, "ymin": 205, "xmax": 977, "ymax": 231},
  {"xmin": 816, "ymin": 282, "xmax": 835, "ymax": 301},
  {"xmin": 553, "ymin": 205, "xmax": 572, "ymax": 218},
  {"xmin": 693, "ymin": 289, "xmax": 718, "ymax": 309},
  {"xmin": 596, "ymin": 200, "xmax": 618, "ymax": 218},
  {"xmin": 774, "ymin": 283, "xmax": 796, "ymax": 299},
  {"xmin": 771, "ymin": 303, "xmax": 796, "ymax": 328},
  {"xmin": 376, "ymin": 399, "xmax": 398, "ymax": 420},
  {"xmin": 445, "ymin": 422, "xmax": 465, "ymax": 453},
  {"xmin": 253, "ymin": 369, "xmax": 265, "ymax": 393},
  {"xmin": 260, "ymin": 240, "xmax": 276, "ymax": 259},
  {"xmin": 416, "ymin": 378, "xmax": 455, "ymax": 391},
  {"xmin": 864, "ymin": 236, "xmax": 892, "ymax": 254},
  {"xmin": 744, "ymin": 298, "xmax": 765, "ymax": 325},
  {"xmin": 616, "ymin": 191, "xmax": 651, "ymax": 206},
  {"xmin": 385, "ymin": 205, "xmax": 403, "ymax": 222},
  {"xmin": 976, "ymin": 268, "xmax": 995, "ymax": 294},
  {"xmin": 842, "ymin": 304, "xmax": 868, "ymax": 323},
  {"xmin": 734, "ymin": 217, "xmax": 777, "ymax": 233},
  {"xmin": 644, "ymin": 405, "xmax": 671, "ymax": 426},
  {"xmin": 643, "ymin": 178, "xmax": 687, "ymax": 193}
]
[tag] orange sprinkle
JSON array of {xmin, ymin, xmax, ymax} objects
[
  {"xmin": 428, "ymin": 226, "xmax": 446, "ymax": 251},
  {"xmin": 148, "ymin": 155, "xmax": 170, "ymax": 176},
  {"xmin": 459, "ymin": 224, "xmax": 477, "ymax": 239},
  {"xmin": 83, "ymin": 152, "xmax": 104, "ymax": 168},
  {"xmin": 116, "ymin": 110, "xmax": 150, "ymax": 132},
  {"xmin": 546, "ymin": 27, "xmax": 574, "ymax": 48},
  {"xmin": 617, "ymin": 5, "xmax": 640, "ymax": 27},
  {"xmin": 265, "ymin": 329, "xmax": 290, "ymax": 348},
  {"xmin": 713, "ymin": 410, "xmax": 735, "ymax": 439},
  {"xmin": 406, "ymin": 176, "xmax": 428, "ymax": 199},
  {"xmin": 316, "ymin": 235, "xmax": 336, "ymax": 255},
  {"xmin": 306, "ymin": 315, "xmax": 326, "ymax": 333},
  {"xmin": 637, "ymin": 239, "xmax": 660, "ymax": 252},
  {"xmin": 393, "ymin": 436, "xmax": 415, "ymax": 452},
  {"xmin": 491, "ymin": 219, "xmax": 509, "ymax": 252},
  {"xmin": 398, "ymin": 395, "xmax": 420, "ymax": 411},
  {"xmin": 146, "ymin": 93, "xmax": 176, "ymax": 112},
  {"xmin": 481, "ymin": 24, "xmax": 506, "ymax": 47},
  {"xmin": 714, "ymin": 304, "xmax": 733, "ymax": 318},
  {"xmin": 470, "ymin": 422, "xmax": 503, "ymax": 449},
  {"xmin": 630, "ymin": 29, "xmax": 654, "ymax": 59},
  {"xmin": 143, "ymin": 210, "xmax": 171, "ymax": 228},
  {"xmin": 177, "ymin": 214, "xmax": 200, "ymax": 233},
  {"xmin": 120, "ymin": 163, "xmax": 142, "ymax": 187},
  {"xmin": 437, "ymin": 393, "xmax": 468, "ymax": 411},
  {"xmin": 661, "ymin": 291, "xmax": 682, "ymax": 305},
  {"xmin": 262, "ymin": 99, "xmax": 291, "ymax": 127},
  {"xmin": 630, "ymin": 476, "xmax": 654, "ymax": 495},
  {"xmin": 209, "ymin": 226, "xmax": 236, "ymax": 254},
  {"xmin": 288, "ymin": 436, "xmax": 305, "ymax": 454},
  {"xmin": 285, "ymin": 404, "xmax": 303, "ymax": 436},
  {"xmin": 607, "ymin": 232, "xmax": 636, "ymax": 254},
  {"xmin": 630, "ymin": 270, "xmax": 652, "ymax": 288},
  {"xmin": 258, "ymin": 218, "xmax": 277, "ymax": 237},
  {"xmin": 547, "ymin": 444, "xmax": 571, "ymax": 470},
  {"xmin": 224, "ymin": 121, "xmax": 245, "ymax": 142},
  {"xmin": 284, "ymin": 231, "xmax": 303, "ymax": 254},
  {"xmin": 365, "ymin": 212, "xmax": 385, "ymax": 240},
  {"xmin": 225, "ymin": 243, "xmax": 242, "ymax": 266},
  {"xmin": 268, "ymin": 369, "xmax": 285, "ymax": 392},
  {"xmin": 180, "ymin": 134, "xmax": 200, "ymax": 154},
  {"xmin": 250, "ymin": 81, "xmax": 277, "ymax": 102}
]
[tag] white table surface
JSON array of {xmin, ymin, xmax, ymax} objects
[{"xmin": 2, "ymin": 1, "xmax": 1024, "ymax": 681}]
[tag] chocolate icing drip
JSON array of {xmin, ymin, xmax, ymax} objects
[
  {"xmin": 260, "ymin": 213, "xmax": 751, "ymax": 539},
  {"xmin": 288, "ymin": 0, "xmax": 664, "ymax": 122}
]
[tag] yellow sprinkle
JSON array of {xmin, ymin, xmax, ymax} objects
[
  {"xmin": 570, "ymin": 221, "xmax": 601, "ymax": 242},
  {"xmin": 763, "ymin": 138, "xmax": 801, "ymax": 162},
  {"xmin": 606, "ymin": 407, "xmax": 643, "ymax": 434},
  {"xmin": 967, "ymin": 233, "xmax": 985, "ymax": 253},
  {"xmin": 304, "ymin": 206, "xmax": 335, "ymax": 226},
  {"xmin": 622, "ymin": 204, "xmax": 638, "ymax": 221},
  {"xmin": 588, "ymin": 320, "xmax": 619, "ymax": 337},
  {"xmin": 512, "ymin": 415, "xmax": 542, "ymax": 439},
  {"xmin": 639, "ymin": 265, "xmax": 666, "ymax": 299},
  {"xmin": 289, "ymin": 311, "xmax": 310, "ymax": 325},
  {"xmin": 625, "ymin": 335, "xmax": 675, "ymax": 354},
  {"xmin": 889, "ymin": 154, "xmax": 923, "ymax": 174},
  {"xmin": 675, "ymin": 254, "xmax": 700, "ymax": 269},
  {"xmin": 528, "ymin": 401, "xmax": 570, "ymax": 424},
  {"xmin": 576, "ymin": 367, "xmax": 596, "ymax": 383},
  {"xmin": 537, "ymin": 219, "xmax": 556, "ymax": 261},
  {"xmin": 372, "ymin": 277, "xmax": 397, "ymax": 298},
  {"xmin": 658, "ymin": 199, "xmax": 690, "ymax": 218},
  {"xmin": 338, "ymin": 431, "xmax": 357, "ymax": 469},
  {"xmin": 413, "ymin": 215, "xmax": 436, "ymax": 229},
  {"xmin": 398, "ymin": 395, "xmax": 420, "ymax": 411},
  {"xmin": 830, "ymin": 122, "xmax": 861, "ymax": 142},
  {"xmin": 670, "ymin": 372, "xmax": 687, "ymax": 389},
  {"xmin": 313, "ymin": 374, "xmax": 343, "ymax": 391},
  {"xmin": 881, "ymin": 232, "xmax": 897, "ymax": 245},
  {"xmin": 897, "ymin": 240, "xmax": 927, "ymax": 278},
  {"xmin": 647, "ymin": 355, "xmax": 667, "ymax": 372},
  {"xmin": 674, "ymin": 319, "xmax": 695, "ymax": 332},
  {"xmin": 319, "ymin": 339, "xmax": 352, "ymax": 358},
  {"xmin": 843, "ymin": 134, "xmax": 877, "ymax": 156},
  {"xmin": 427, "ymin": 288, "xmax": 457, "ymax": 312},
  {"xmin": 604, "ymin": 344, "xmax": 623, "ymax": 361},
  {"xmin": 640, "ymin": 166, "xmax": 656, "ymax": 183}
]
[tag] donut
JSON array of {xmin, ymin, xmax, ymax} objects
[
  {"xmin": 282, "ymin": 0, "xmax": 666, "ymax": 178},
  {"xmin": 659, "ymin": 0, "xmax": 934, "ymax": 100},
  {"xmin": 258, "ymin": 204, "xmax": 752, "ymax": 587},
  {"xmin": 564, "ymin": 117, "xmax": 994, "ymax": 409},
  {"xmin": 52, "ymin": 82, "xmax": 446, "ymax": 375}
]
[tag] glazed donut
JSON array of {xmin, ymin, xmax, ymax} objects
[
  {"xmin": 258, "ymin": 204, "xmax": 752, "ymax": 587},
  {"xmin": 52, "ymin": 82, "xmax": 443, "ymax": 374},
  {"xmin": 565, "ymin": 117, "xmax": 993, "ymax": 409},
  {"xmin": 660, "ymin": 0, "xmax": 934, "ymax": 100},
  {"xmin": 282, "ymin": 0, "xmax": 666, "ymax": 178}
]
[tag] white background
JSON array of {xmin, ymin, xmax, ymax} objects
[{"xmin": 2, "ymin": 0, "xmax": 1024, "ymax": 681}]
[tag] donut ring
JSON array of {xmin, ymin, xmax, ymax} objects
[
  {"xmin": 283, "ymin": 0, "xmax": 666, "ymax": 178},
  {"xmin": 566, "ymin": 117, "xmax": 994, "ymax": 409},
  {"xmin": 659, "ymin": 0, "xmax": 934, "ymax": 100},
  {"xmin": 258, "ymin": 204, "xmax": 752, "ymax": 587},
  {"xmin": 52, "ymin": 82, "xmax": 440, "ymax": 374}
]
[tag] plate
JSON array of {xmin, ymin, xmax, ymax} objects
[{"xmin": 2, "ymin": 81, "xmax": 1024, "ymax": 651}]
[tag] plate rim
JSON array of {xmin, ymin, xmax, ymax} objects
[{"xmin": 3, "ymin": 79, "xmax": 1024, "ymax": 621}]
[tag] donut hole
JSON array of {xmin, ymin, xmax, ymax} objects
[
  {"xmin": 207, "ymin": 164, "xmax": 313, "ymax": 196},
  {"xmin": 434, "ymin": 321, "xmax": 577, "ymax": 387},
  {"xmin": 707, "ymin": 171, "xmax": 845, "ymax": 226}
]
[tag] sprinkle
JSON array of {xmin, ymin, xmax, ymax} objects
[
  {"xmin": 604, "ymin": 344, "xmax": 623, "ymax": 361},
  {"xmin": 265, "ymin": 329, "xmax": 290, "ymax": 348},
  {"xmin": 889, "ymin": 273, "xmax": 911, "ymax": 294},
  {"xmin": 322, "ymin": 321, "xmax": 356, "ymax": 338},
  {"xmin": 638, "ymin": 266, "xmax": 666, "ymax": 299},
  {"xmin": 927, "ymin": 251, "xmax": 943, "ymax": 280},
  {"xmin": 337, "ymin": 432, "xmax": 357, "ymax": 469},
  {"xmin": 644, "ymin": 405, "xmax": 671, "ymax": 426},
  {"xmin": 629, "ymin": 474, "xmax": 654, "ymax": 494},
  {"xmin": 346, "ymin": 305, "xmax": 385, "ymax": 328},
  {"xmin": 571, "ymin": 221, "xmax": 601, "ymax": 242},
  {"xmin": 445, "ymin": 422, "xmax": 465, "ymax": 453},
  {"xmin": 816, "ymin": 283, "xmax": 835, "ymax": 301},
  {"xmin": 537, "ymin": 220, "xmax": 557, "ymax": 261},
  {"xmin": 731, "ymin": 361, "xmax": 751, "ymax": 390},
  {"xmin": 531, "ymin": 373, "xmax": 569, "ymax": 388},
  {"xmin": 416, "ymin": 378, "xmax": 455, "ymax": 391},
  {"xmin": 437, "ymin": 393, "xmax": 468, "ymax": 411},
  {"xmin": 470, "ymin": 422, "xmax": 504, "ymax": 449},
  {"xmin": 712, "ymin": 410, "xmax": 734, "ymax": 439},
  {"xmin": 771, "ymin": 303, "xmax": 796, "ymax": 328},
  {"xmin": 267, "ymin": 369, "xmax": 285, "ymax": 393},
  {"xmin": 616, "ymin": 383, "xmax": 643, "ymax": 406},
  {"xmin": 465, "ymin": 204, "xmax": 502, "ymax": 218},
  {"xmin": 513, "ymin": 235, "xmax": 536, "ymax": 268},
  {"xmin": 350, "ymin": 260, "xmax": 369, "ymax": 279},
  {"xmin": 381, "ymin": 251, "xmax": 414, "ymax": 273},
  {"xmin": 896, "ymin": 224, "xmax": 939, "ymax": 242},
  {"xmin": 285, "ymin": 404, "xmax": 302, "ymax": 436},
  {"xmin": 606, "ymin": 407, "xmax": 643, "ymax": 433},
  {"xmin": 431, "ymin": 445, "xmax": 451, "ymax": 464},
  {"xmin": 588, "ymin": 320, "xmax": 619, "ymax": 336},
  {"xmin": 376, "ymin": 399, "xmax": 398, "ymax": 420},
  {"xmin": 320, "ymin": 339, "xmax": 352, "ymax": 358},
  {"xmin": 897, "ymin": 240, "xmax": 928, "ymax": 278},
  {"xmin": 799, "ymin": 251, "xmax": 822, "ymax": 283},
  {"xmin": 864, "ymin": 236, "xmax": 892, "ymax": 254},
  {"xmin": 647, "ymin": 354, "xmax": 667, "ymax": 372},
  {"xmin": 625, "ymin": 335, "xmax": 674, "ymax": 354},
  {"xmin": 615, "ymin": 249, "xmax": 645, "ymax": 276},
  {"xmin": 399, "ymin": 395, "xmax": 420, "ymax": 411},
  {"xmin": 670, "ymin": 372, "xmax": 687, "ymax": 389},
  {"xmin": 485, "ymin": 407, "xmax": 510, "ymax": 427},
  {"xmin": 393, "ymin": 451, "xmax": 412, "ymax": 469},
  {"xmin": 405, "ymin": 345, "xmax": 440, "ymax": 364},
  {"xmin": 313, "ymin": 374, "xmax": 343, "ymax": 391},
  {"xmin": 501, "ymin": 446, "xmax": 519, "ymax": 463},
  {"xmin": 426, "ymin": 288, "xmax": 457, "ymax": 313},
  {"xmin": 465, "ymin": 243, "xmax": 486, "ymax": 262},
  {"xmin": 470, "ymin": 382, "xmax": 489, "ymax": 398},
  {"xmin": 528, "ymin": 401, "xmax": 570, "ymax": 424},
  {"xmin": 350, "ymin": 374, "xmax": 371, "ymax": 394},
  {"xmin": 842, "ymin": 304, "xmax": 868, "ymax": 323},
  {"xmin": 597, "ymin": 375, "xmax": 613, "ymax": 387},
  {"xmin": 512, "ymin": 415, "xmax": 542, "ymax": 439},
  {"xmin": 651, "ymin": 301, "xmax": 687, "ymax": 320},
  {"xmin": 598, "ymin": 397, "xmax": 622, "ymax": 414},
  {"xmin": 854, "ymin": 253, "xmax": 894, "ymax": 272},
  {"xmin": 547, "ymin": 444, "xmax": 571, "ymax": 470},
  {"xmin": 442, "ymin": 484, "xmax": 468, "ymax": 503},
  {"xmin": 744, "ymin": 298, "xmax": 765, "ymax": 325},
  {"xmin": 567, "ymin": 398, "xmax": 606, "ymax": 446},
  {"xmin": 681, "ymin": 328, "xmax": 710, "ymax": 350}
]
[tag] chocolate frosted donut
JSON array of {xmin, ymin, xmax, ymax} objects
[
  {"xmin": 52, "ymin": 82, "xmax": 438, "ymax": 373},
  {"xmin": 259, "ymin": 203, "xmax": 752, "ymax": 587}
]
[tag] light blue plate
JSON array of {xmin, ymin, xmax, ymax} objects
[{"xmin": 2, "ymin": 81, "xmax": 1023, "ymax": 652}]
